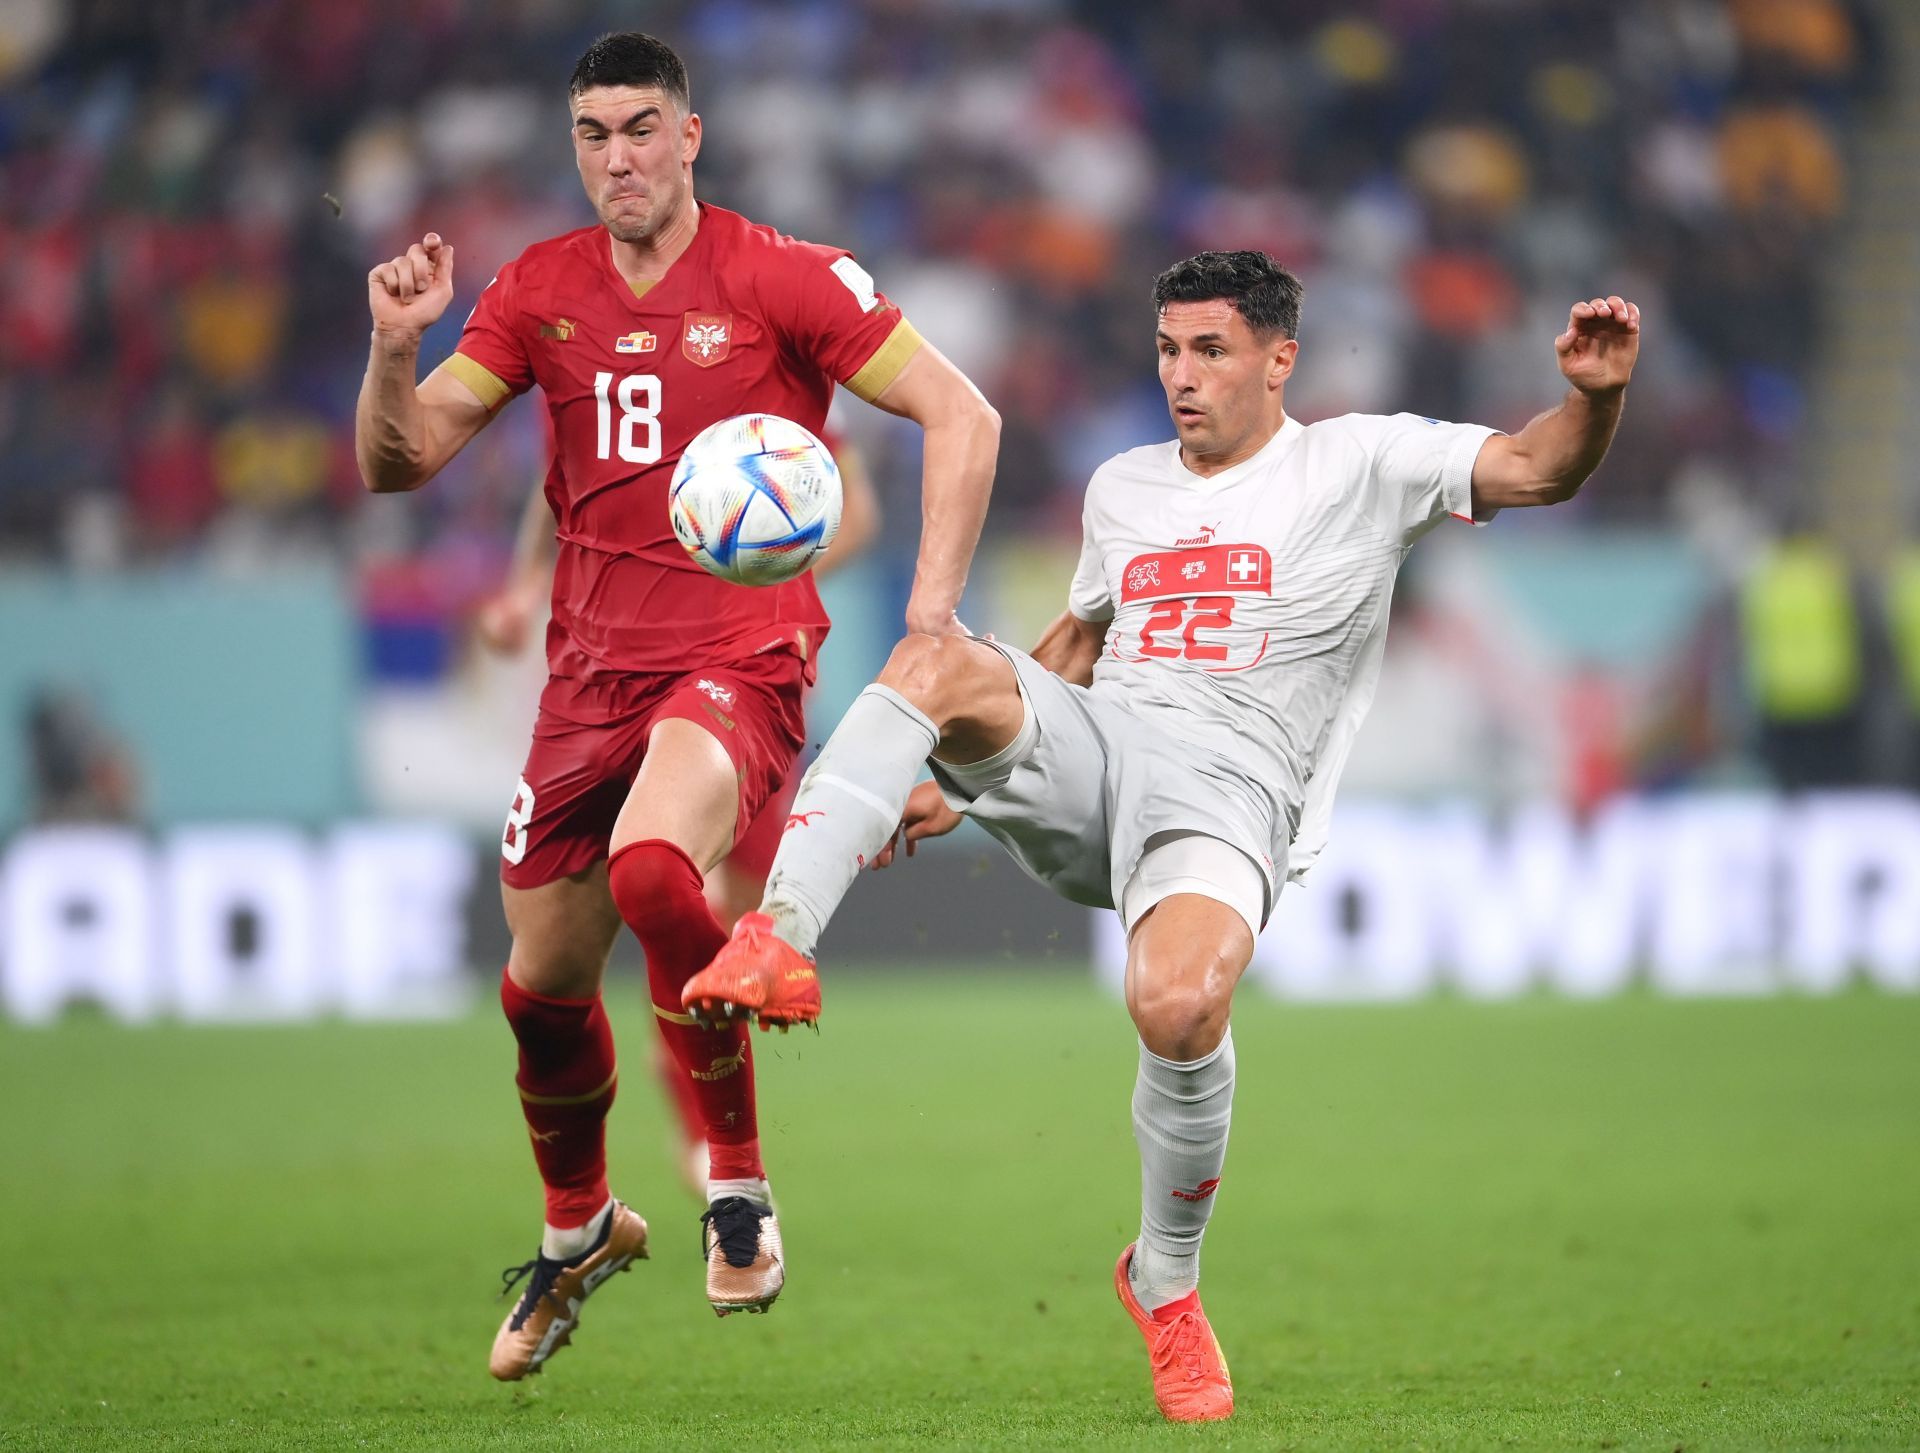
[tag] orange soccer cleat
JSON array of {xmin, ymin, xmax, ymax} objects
[
  {"xmin": 680, "ymin": 912, "xmax": 821, "ymax": 1029},
  {"xmin": 1114, "ymin": 1244, "xmax": 1235, "ymax": 1422}
]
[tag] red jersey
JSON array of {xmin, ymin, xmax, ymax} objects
[{"xmin": 445, "ymin": 203, "xmax": 920, "ymax": 681}]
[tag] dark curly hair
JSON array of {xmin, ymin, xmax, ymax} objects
[
  {"xmin": 1152, "ymin": 250, "xmax": 1303, "ymax": 340},
  {"xmin": 568, "ymin": 32, "xmax": 690, "ymax": 112}
]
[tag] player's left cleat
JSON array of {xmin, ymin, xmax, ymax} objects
[
  {"xmin": 680, "ymin": 911, "xmax": 822, "ymax": 1029},
  {"xmin": 488, "ymin": 1201, "xmax": 649, "ymax": 1381},
  {"xmin": 1114, "ymin": 1243, "xmax": 1234, "ymax": 1422},
  {"xmin": 700, "ymin": 1195, "xmax": 785, "ymax": 1316}
]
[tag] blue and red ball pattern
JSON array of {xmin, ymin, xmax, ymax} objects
[{"xmin": 669, "ymin": 413, "xmax": 844, "ymax": 586}]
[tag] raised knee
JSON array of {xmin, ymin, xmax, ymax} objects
[
  {"xmin": 1127, "ymin": 978, "xmax": 1229, "ymax": 1062},
  {"xmin": 607, "ymin": 839, "xmax": 704, "ymax": 932},
  {"xmin": 880, "ymin": 632, "xmax": 962, "ymax": 706}
]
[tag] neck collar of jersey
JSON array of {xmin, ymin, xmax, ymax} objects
[
  {"xmin": 1174, "ymin": 413, "xmax": 1303, "ymax": 489},
  {"xmin": 604, "ymin": 199, "xmax": 707, "ymax": 304}
]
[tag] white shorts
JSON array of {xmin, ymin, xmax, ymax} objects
[
  {"xmin": 930, "ymin": 641, "xmax": 1279, "ymax": 935},
  {"xmin": 1119, "ymin": 831, "xmax": 1266, "ymax": 944}
]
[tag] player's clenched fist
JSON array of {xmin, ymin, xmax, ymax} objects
[
  {"xmin": 1555, "ymin": 294, "xmax": 1641, "ymax": 395},
  {"xmin": 368, "ymin": 233, "xmax": 456, "ymax": 336}
]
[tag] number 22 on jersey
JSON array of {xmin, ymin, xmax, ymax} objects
[
  {"xmin": 594, "ymin": 371, "xmax": 661, "ymax": 464},
  {"xmin": 1116, "ymin": 543, "xmax": 1271, "ymax": 672},
  {"xmin": 1139, "ymin": 597, "xmax": 1235, "ymax": 661}
]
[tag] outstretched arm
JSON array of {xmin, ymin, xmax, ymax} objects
[
  {"xmin": 356, "ymin": 233, "xmax": 496, "ymax": 493},
  {"xmin": 1470, "ymin": 295, "xmax": 1641, "ymax": 513},
  {"xmin": 866, "ymin": 343, "xmax": 1001, "ymax": 637}
]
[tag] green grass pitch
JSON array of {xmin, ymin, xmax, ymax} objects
[{"xmin": 3, "ymin": 975, "xmax": 1916, "ymax": 1450}]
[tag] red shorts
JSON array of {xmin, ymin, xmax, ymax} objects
[
  {"xmin": 499, "ymin": 650, "xmax": 809, "ymax": 890},
  {"xmin": 725, "ymin": 752, "xmax": 805, "ymax": 882}
]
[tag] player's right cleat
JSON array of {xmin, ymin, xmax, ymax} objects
[
  {"xmin": 1114, "ymin": 1243, "xmax": 1234, "ymax": 1422},
  {"xmin": 700, "ymin": 1195, "xmax": 785, "ymax": 1316},
  {"xmin": 680, "ymin": 911, "xmax": 821, "ymax": 1029},
  {"xmin": 488, "ymin": 1201, "xmax": 649, "ymax": 1381}
]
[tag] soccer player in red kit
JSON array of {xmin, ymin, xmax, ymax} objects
[
  {"xmin": 354, "ymin": 32, "xmax": 999, "ymax": 1380},
  {"xmin": 475, "ymin": 431, "xmax": 884, "ymax": 1195}
]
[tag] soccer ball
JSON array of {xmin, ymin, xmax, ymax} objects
[{"xmin": 668, "ymin": 414, "xmax": 842, "ymax": 586}]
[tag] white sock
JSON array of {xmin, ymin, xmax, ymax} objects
[
  {"xmin": 1130, "ymin": 1032, "xmax": 1234, "ymax": 1311},
  {"xmin": 542, "ymin": 1197, "xmax": 613, "ymax": 1262},
  {"xmin": 707, "ymin": 1175, "xmax": 772, "ymax": 1208},
  {"xmin": 761, "ymin": 684, "xmax": 940, "ymax": 955}
]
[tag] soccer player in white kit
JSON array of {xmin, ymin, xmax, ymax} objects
[{"xmin": 683, "ymin": 251, "xmax": 1642, "ymax": 1421}]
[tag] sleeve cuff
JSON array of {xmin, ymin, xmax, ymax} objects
[
  {"xmin": 843, "ymin": 319, "xmax": 924, "ymax": 402},
  {"xmin": 1445, "ymin": 425, "xmax": 1502, "ymax": 526},
  {"xmin": 440, "ymin": 352, "xmax": 515, "ymax": 411}
]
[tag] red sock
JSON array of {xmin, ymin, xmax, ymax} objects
[
  {"xmin": 608, "ymin": 840, "xmax": 764, "ymax": 1182},
  {"xmin": 499, "ymin": 968, "xmax": 617, "ymax": 1228},
  {"xmin": 652, "ymin": 1040, "xmax": 707, "ymax": 1151}
]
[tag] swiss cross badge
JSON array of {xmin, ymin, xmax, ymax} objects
[
  {"xmin": 1227, "ymin": 549, "xmax": 1264, "ymax": 585},
  {"xmin": 681, "ymin": 312, "xmax": 733, "ymax": 367}
]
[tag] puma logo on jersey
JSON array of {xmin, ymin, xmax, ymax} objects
[
  {"xmin": 1171, "ymin": 1177, "xmax": 1220, "ymax": 1202},
  {"xmin": 1175, "ymin": 522, "xmax": 1218, "ymax": 547},
  {"xmin": 539, "ymin": 318, "xmax": 577, "ymax": 341},
  {"xmin": 786, "ymin": 810, "xmax": 824, "ymax": 829}
]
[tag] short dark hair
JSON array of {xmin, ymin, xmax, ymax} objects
[
  {"xmin": 1152, "ymin": 250, "xmax": 1303, "ymax": 340},
  {"xmin": 568, "ymin": 31, "xmax": 690, "ymax": 112}
]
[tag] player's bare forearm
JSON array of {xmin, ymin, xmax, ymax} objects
[
  {"xmin": 356, "ymin": 331, "xmax": 433, "ymax": 493},
  {"xmin": 907, "ymin": 404, "xmax": 999, "ymax": 630},
  {"xmin": 356, "ymin": 345, "xmax": 495, "ymax": 495},
  {"xmin": 1487, "ymin": 385, "xmax": 1623, "ymax": 506},
  {"xmin": 358, "ymin": 232, "xmax": 491, "ymax": 493},
  {"xmin": 869, "ymin": 343, "xmax": 1001, "ymax": 634},
  {"xmin": 1472, "ymin": 295, "xmax": 1640, "ymax": 513},
  {"xmin": 1031, "ymin": 610, "xmax": 1104, "ymax": 687}
]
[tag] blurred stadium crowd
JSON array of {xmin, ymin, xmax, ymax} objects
[
  {"xmin": 2, "ymin": 0, "xmax": 1912, "ymax": 803},
  {"xmin": 1, "ymin": 0, "xmax": 1882, "ymax": 550}
]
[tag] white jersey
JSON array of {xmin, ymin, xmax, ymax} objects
[{"xmin": 1068, "ymin": 412, "xmax": 1497, "ymax": 882}]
